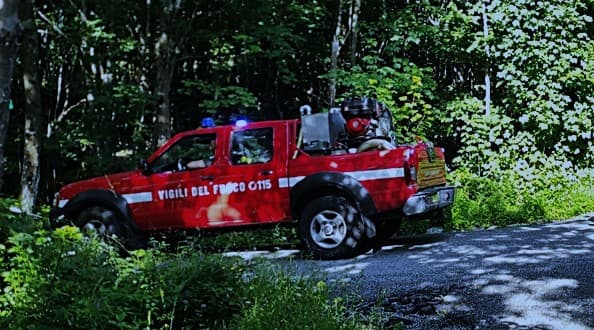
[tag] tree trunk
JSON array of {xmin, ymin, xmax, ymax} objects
[
  {"xmin": 152, "ymin": 32, "xmax": 175, "ymax": 148},
  {"xmin": 349, "ymin": 0, "xmax": 361, "ymax": 67},
  {"xmin": 151, "ymin": 1, "xmax": 197, "ymax": 147},
  {"xmin": 0, "ymin": 0, "xmax": 20, "ymax": 192},
  {"xmin": 19, "ymin": 0, "xmax": 43, "ymax": 213},
  {"xmin": 329, "ymin": 0, "xmax": 345, "ymax": 107},
  {"xmin": 482, "ymin": 0, "xmax": 491, "ymax": 115}
]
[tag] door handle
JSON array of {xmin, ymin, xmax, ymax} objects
[
  {"xmin": 260, "ymin": 170, "xmax": 274, "ymax": 176},
  {"xmin": 201, "ymin": 175, "xmax": 214, "ymax": 181}
]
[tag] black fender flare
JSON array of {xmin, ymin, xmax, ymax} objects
[
  {"xmin": 59, "ymin": 189, "xmax": 139, "ymax": 235},
  {"xmin": 290, "ymin": 172, "xmax": 377, "ymax": 220}
]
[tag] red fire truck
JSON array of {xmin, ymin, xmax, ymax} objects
[{"xmin": 51, "ymin": 98, "xmax": 455, "ymax": 259}]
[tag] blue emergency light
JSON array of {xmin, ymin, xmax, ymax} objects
[
  {"xmin": 201, "ymin": 117, "xmax": 215, "ymax": 128},
  {"xmin": 234, "ymin": 115, "xmax": 249, "ymax": 128},
  {"xmin": 235, "ymin": 119, "xmax": 248, "ymax": 128}
]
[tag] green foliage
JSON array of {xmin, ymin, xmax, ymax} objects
[
  {"xmin": 451, "ymin": 170, "xmax": 545, "ymax": 230},
  {"xmin": 0, "ymin": 226, "xmax": 248, "ymax": 329},
  {"xmin": 0, "ymin": 214, "xmax": 363, "ymax": 329},
  {"xmin": 445, "ymin": 97, "xmax": 515, "ymax": 176},
  {"xmin": 233, "ymin": 270, "xmax": 359, "ymax": 330},
  {"xmin": 180, "ymin": 80, "xmax": 258, "ymax": 114},
  {"xmin": 111, "ymin": 248, "xmax": 248, "ymax": 329},
  {"xmin": 0, "ymin": 199, "xmax": 44, "ymax": 245},
  {"xmin": 193, "ymin": 225, "xmax": 299, "ymax": 252},
  {"xmin": 451, "ymin": 169, "xmax": 594, "ymax": 231},
  {"xmin": 486, "ymin": 0, "xmax": 594, "ymax": 167},
  {"xmin": 1, "ymin": 226, "xmax": 119, "ymax": 329},
  {"xmin": 329, "ymin": 57, "xmax": 436, "ymax": 141},
  {"xmin": 445, "ymin": 0, "xmax": 594, "ymax": 179}
]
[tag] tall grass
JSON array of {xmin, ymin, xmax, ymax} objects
[
  {"xmin": 0, "ymin": 208, "xmax": 366, "ymax": 329},
  {"xmin": 451, "ymin": 171, "xmax": 594, "ymax": 230}
]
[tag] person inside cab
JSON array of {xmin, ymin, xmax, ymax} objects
[{"xmin": 186, "ymin": 138, "xmax": 216, "ymax": 169}]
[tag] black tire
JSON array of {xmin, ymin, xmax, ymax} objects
[
  {"xmin": 299, "ymin": 196, "xmax": 367, "ymax": 259},
  {"xmin": 76, "ymin": 206, "xmax": 124, "ymax": 237},
  {"xmin": 74, "ymin": 206, "xmax": 147, "ymax": 250}
]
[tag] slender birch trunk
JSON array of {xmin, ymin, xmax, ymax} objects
[
  {"xmin": 350, "ymin": 0, "xmax": 361, "ymax": 67},
  {"xmin": 329, "ymin": 0, "xmax": 345, "ymax": 107},
  {"xmin": 20, "ymin": 0, "xmax": 43, "ymax": 212},
  {"xmin": 482, "ymin": 0, "xmax": 491, "ymax": 115}
]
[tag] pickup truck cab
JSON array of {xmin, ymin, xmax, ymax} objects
[{"xmin": 52, "ymin": 99, "xmax": 455, "ymax": 259}]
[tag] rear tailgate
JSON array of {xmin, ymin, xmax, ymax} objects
[
  {"xmin": 401, "ymin": 141, "xmax": 454, "ymax": 216},
  {"xmin": 413, "ymin": 142, "xmax": 447, "ymax": 189}
]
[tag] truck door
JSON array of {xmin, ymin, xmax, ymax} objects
[
  {"xmin": 207, "ymin": 123, "xmax": 290, "ymax": 225},
  {"xmin": 132, "ymin": 132, "xmax": 220, "ymax": 229}
]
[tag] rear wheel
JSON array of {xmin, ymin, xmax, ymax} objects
[{"xmin": 299, "ymin": 196, "xmax": 367, "ymax": 259}]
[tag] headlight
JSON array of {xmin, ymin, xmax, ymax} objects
[{"xmin": 53, "ymin": 192, "xmax": 61, "ymax": 207}]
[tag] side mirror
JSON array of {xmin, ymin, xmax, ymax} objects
[{"xmin": 139, "ymin": 158, "xmax": 150, "ymax": 174}]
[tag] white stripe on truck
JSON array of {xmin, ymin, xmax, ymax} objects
[
  {"xmin": 58, "ymin": 167, "xmax": 405, "ymax": 207},
  {"xmin": 123, "ymin": 192, "xmax": 153, "ymax": 204},
  {"xmin": 278, "ymin": 167, "xmax": 404, "ymax": 188},
  {"xmin": 58, "ymin": 191, "xmax": 153, "ymax": 208}
]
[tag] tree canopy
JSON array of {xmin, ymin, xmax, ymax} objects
[{"xmin": 2, "ymin": 0, "xmax": 594, "ymax": 207}]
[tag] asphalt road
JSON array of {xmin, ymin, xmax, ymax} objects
[{"xmin": 227, "ymin": 214, "xmax": 594, "ymax": 329}]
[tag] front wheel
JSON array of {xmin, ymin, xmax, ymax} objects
[
  {"xmin": 74, "ymin": 206, "xmax": 148, "ymax": 250},
  {"xmin": 76, "ymin": 206, "xmax": 124, "ymax": 239},
  {"xmin": 299, "ymin": 196, "xmax": 367, "ymax": 259}
]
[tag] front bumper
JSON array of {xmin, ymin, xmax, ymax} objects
[
  {"xmin": 403, "ymin": 186, "xmax": 455, "ymax": 216},
  {"xmin": 49, "ymin": 207, "xmax": 66, "ymax": 228}
]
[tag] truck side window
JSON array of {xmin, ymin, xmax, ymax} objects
[
  {"xmin": 231, "ymin": 128, "xmax": 273, "ymax": 165},
  {"xmin": 150, "ymin": 134, "xmax": 216, "ymax": 173}
]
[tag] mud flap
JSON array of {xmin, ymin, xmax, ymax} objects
[
  {"xmin": 354, "ymin": 199, "xmax": 376, "ymax": 239},
  {"xmin": 362, "ymin": 214, "xmax": 376, "ymax": 238}
]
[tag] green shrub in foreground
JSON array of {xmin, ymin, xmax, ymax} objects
[
  {"xmin": 451, "ymin": 170, "xmax": 594, "ymax": 230},
  {"xmin": 0, "ymin": 221, "xmax": 363, "ymax": 329},
  {"xmin": 0, "ymin": 226, "xmax": 251, "ymax": 329},
  {"xmin": 233, "ymin": 269, "xmax": 359, "ymax": 330}
]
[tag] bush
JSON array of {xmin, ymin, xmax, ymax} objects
[
  {"xmin": 0, "ymin": 213, "xmax": 365, "ymax": 329},
  {"xmin": 0, "ymin": 225, "xmax": 252, "ymax": 329},
  {"xmin": 0, "ymin": 198, "xmax": 43, "ymax": 244},
  {"xmin": 233, "ymin": 269, "xmax": 358, "ymax": 330},
  {"xmin": 1, "ymin": 226, "xmax": 120, "ymax": 329},
  {"xmin": 190, "ymin": 225, "xmax": 299, "ymax": 252},
  {"xmin": 451, "ymin": 170, "xmax": 594, "ymax": 230}
]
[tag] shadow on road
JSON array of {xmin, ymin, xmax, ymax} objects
[
  {"xmin": 261, "ymin": 214, "xmax": 594, "ymax": 329},
  {"xmin": 380, "ymin": 232, "xmax": 450, "ymax": 250},
  {"xmin": 368, "ymin": 215, "xmax": 594, "ymax": 329}
]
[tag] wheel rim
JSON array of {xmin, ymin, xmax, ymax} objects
[
  {"xmin": 309, "ymin": 210, "xmax": 347, "ymax": 249},
  {"xmin": 81, "ymin": 209, "xmax": 119, "ymax": 237},
  {"xmin": 84, "ymin": 220, "xmax": 107, "ymax": 234}
]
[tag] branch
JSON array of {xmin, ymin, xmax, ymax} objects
[
  {"xmin": 37, "ymin": 11, "xmax": 65, "ymax": 37},
  {"xmin": 56, "ymin": 99, "xmax": 87, "ymax": 123}
]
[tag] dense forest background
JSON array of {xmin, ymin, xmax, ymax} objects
[
  {"xmin": 1, "ymin": 0, "xmax": 594, "ymax": 213},
  {"xmin": 2, "ymin": 1, "xmax": 594, "ymax": 327}
]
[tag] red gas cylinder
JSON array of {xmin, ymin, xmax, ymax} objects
[{"xmin": 346, "ymin": 118, "xmax": 370, "ymax": 136}]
